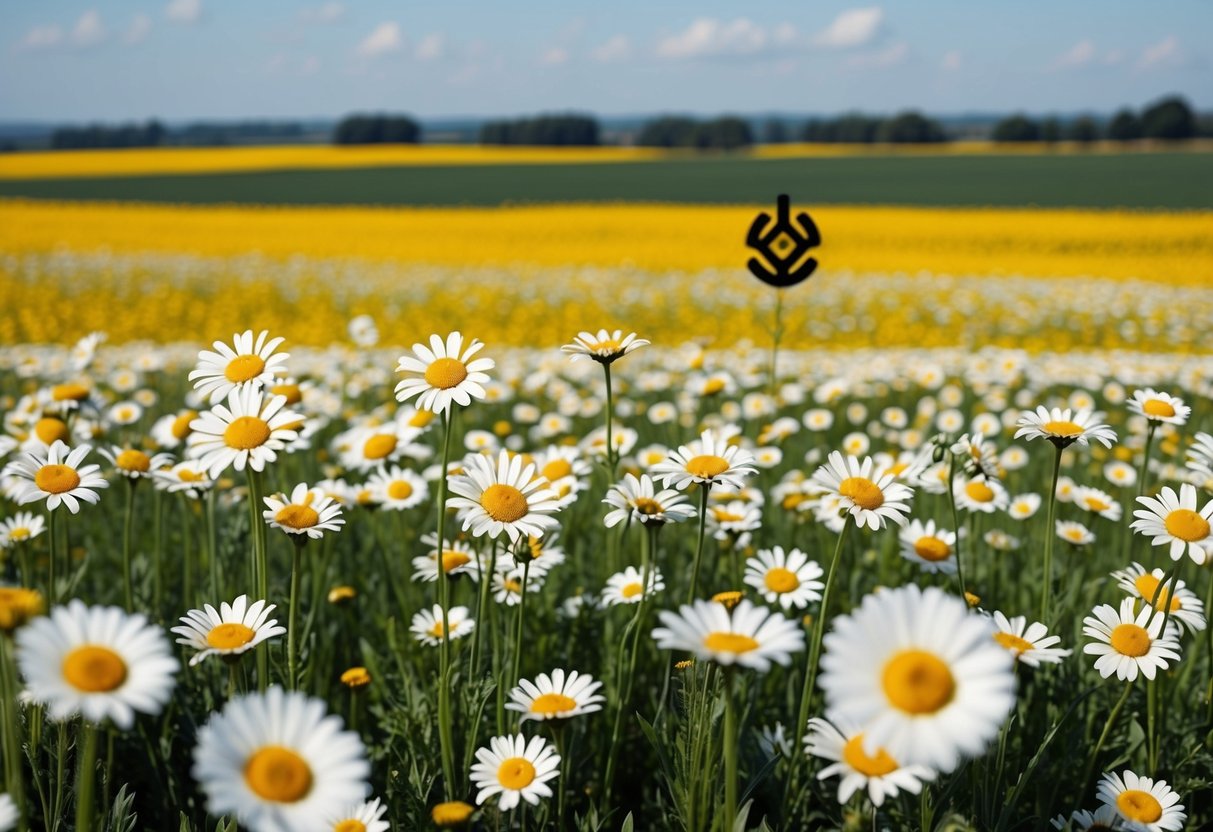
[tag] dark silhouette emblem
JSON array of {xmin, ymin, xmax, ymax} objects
[{"xmin": 745, "ymin": 194, "xmax": 821, "ymax": 287}]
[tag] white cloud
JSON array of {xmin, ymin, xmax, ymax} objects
[
  {"xmin": 21, "ymin": 24, "xmax": 64, "ymax": 50},
  {"xmin": 125, "ymin": 14, "xmax": 152, "ymax": 44},
  {"xmin": 941, "ymin": 50, "xmax": 962, "ymax": 71},
  {"xmin": 165, "ymin": 0, "xmax": 201, "ymax": 24},
  {"xmin": 541, "ymin": 46, "xmax": 569, "ymax": 65},
  {"xmin": 71, "ymin": 10, "xmax": 107, "ymax": 46},
  {"xmin": 657, "ymin": 18, "xmax": 772, "ymax": 59},
  {"xmin": 415, "ymin": 33, "xmax": 445, "ymax": 61},
  {"xmin": 1137, "ymin": 35, "xmax": 1181, "ymax": 69},
  {"xmin": 591, "ymin": 34, "xmax": 631, "ymax": 63},
  {"xmin": 814, "ymin": 7, "xmax": 884, "ymax": 49},
  {"xmin": 356, "ymin": 22, "xmax": 402, "ymax": 58},
  {"xmin": 302, "ymin": 3, "xmax": 345, "ymax": 24},
  {"xmin": 847, "ymin": 41, "xmax": 908, "ymax": 69},
  {"xmin": 1051, "ymin": 39, "xmax": 1095, "ymax": 70}
]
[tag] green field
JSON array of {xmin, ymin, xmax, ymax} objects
[{"xmin": 2, "ymin": 151, "xmax": 1211, "ymax": 208}]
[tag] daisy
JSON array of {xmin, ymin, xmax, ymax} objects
[
  {"xmin": 601, "ymin": 566, "xmax": 665, "ymax": 606},
  {"xmin": 192, "ymin": 687, "xmax": 370, "ymax": 832},
  {"xmin": 1083, "ymin": 597, "xmax": 1181, "ymax": 682},
  {"xmin": 1127, "ymin": 389, "xmax": 1190, "ymax": 426},
  {"xmin": 338, "ymin": 423, "xmax": 428, "ymax": 473},
  {"xmin": 810, "ymin": 451, "xmax": 914, "ymax": 530},
  {"xmin": 804, "ymin": 716, "xmax": 936, "ymax": 807},
  {"xmin": 1096, "ymin": 769, "xmax": 1185, "ymax": 832},
  {"xmin": 1105, "ymin": 461, "xmax": 1138, "ymax": 489},
  {"xmin": 364, "ymin": 465, "xmax": 429, "ymax": 510},
  {"xmin": 1072, "ymin": 486, "xmax": 1121, "ymax": 521},
  {"xmin": 263, "ymin": 483, "xmax": 345, "ymax": 540},
  {"xmin": 742, "ymin": 547, "xmax": 825, "ymax": 610},
  {"xmin": 16, "ymin": 600, "xmax": 177, "ymax": 729},
  {"xmin": 171, "ymin": 595, "xmax": 286, "ymax": 667},
  {"xmin": 561, "ymin": 329, "xmax": 650, "ymax": 364},
  {"xmin": 0, "ymin": 793, "xmax": 15, "ymax": 832},
  {"xmin": 326, "ymin": 797, "xmax": 388, "ymax": 832},
  {"xmin": 953, "ymin": 475, "xmax": 1009, "ymax": 514},
  {"xmin": 506, "ymin": 669, "xmax": 605, "ymax": 722},
  {"xmin": 447, "ymin": 450, "xmax": 561, "ymax": 543},
  {"xmin": 0, "ymin": 587, "xmax": 44, "ymax": 633},
  {"xmin": 897, "ymin": 520, "xmax": 958, "ymax": 575},
  {"xmin": 1186, "ymin": 432, "xmax": 1213, "ymax": 480},
  {"xmin": 189, "ymin": 330, "xmax": 289, "ymax": 405},
  {"xmin": 819, "ymin": 584, "xmax": 1016, "ymax": 774},
  {"xmin": 151, "ymin": 410, "xmax": 199, "ymax": 449},
  {"xmin": 5, "ymin": 440, "xmax": 108, "ymax": 513},
  {"xmin": 1050, "ymin": 806, "xmax": 1125, "ymax": 831},
  {"xmin": 1014, "ymin": 407, "xmax": 1116, "ymax": 449},
  {"xmin": 984, "ymin": 529, "xmax": 1021, "ymax": 552},
  {"xmin": 411, "ymin": 535, "xmax": 483, "ymax": 583},
  {"xmin": 107, "ymin": 401, "xmax": 143, "ymax": 426},
  {"xmin": 951, "ymin": 432, "xmax": 999, "ymax": 478},
  {"xmin": 411, "ymin": 605, "xmax": 475, "ymax": 647},
  {"xmin": 0, "ymin": 512, "xmax": 46, "ymax": 548},
  {"xmin": 651, "ymin": 599, "xmax": 804, "ymax": 671},
  {"xmin": 990, "ymin": 612, "xmax": 1071, "ymax": 667},
  {"xmin": 431, "ymin": 801, "xmax": 475, "ymax": 828},
  {"xmin": 1111, "ymin": 563, "xmax": 1206, "ymax": 635},
  {"xmin": 153, "ymin": 461, "xmax": 215, "ymax": 499},
  {"xmin": 1057, "ymin": 521, "xmax": 1095, "ymax": 547},
  {"xmin": 603, "ymin": 473, "xmax": 697, "ymax": 528},
  {"xmin": 394, "ymin": 332, "xmax": 494, "ymax": 415},
  {"xmin": 470, "ymin": 734, "xmax": 560, "ymax": 811},
  {"xmin": 651, "ymin": 429, "xmax": 757, "ymax": 492},
  {"xmin": 1130, "ymin": 483, "xmax": 1213, "ymax": 564},
  {"xmin": 492, "ymin": 569, "xmax": 544, "ymax": 606},
  {"xmin": 1007, "ymin": 492, "xmax": 1042, "ymax": 520},
  {"xmin": 187, "ymin": 387, "xmax": 302, "ymax": 479},
  {"xmin": 99, "ymin": 445, "xmax": 174, "ymax": 480},
  {"xmin": 706, "ymin": 501, "xmax": 762, "ymax": 547}
]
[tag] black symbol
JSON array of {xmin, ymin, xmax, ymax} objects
[{"xmin": 745, "ymin": 194, "xmax": 821, "ymax": 288}]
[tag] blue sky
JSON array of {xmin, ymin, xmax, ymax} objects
[{"xmin": 2, "ymin": 0, "xmax": 1210, "ymax": 121}]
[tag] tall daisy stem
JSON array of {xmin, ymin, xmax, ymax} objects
[
  {"xmin": 74, "ymin": 721, "xmax": 99, "ymax": 832},
  {"xmin": 287, "ymin": 535, "xmax": 305, "ymax": 689},
  {"xmin": 946, "ymin": 455, "xmax": 967, "ymax": 599},
  {"xmin": 687, "ymin": 484, "xmax": 711, "ymax": 603},
  {"xmin": 122, "ymin": 479, "xmax": 136, "ymax": 611},
  {"xmin": 796, "ymin": 515, "xmax": 849, "ymax": 747},
  {"xmin": 0, "ymin": 634, "xmax": 27, "ymax": 832},
  {"xmin": 511, "ymin": 558, "xmax": 532, "ymax": 685},
  {"xmin": 246, "ymin": 469, "xmax": 268, "ymax": 691},
  {"xmin": 1040, "ymin": 445, "xmax": 1063, "ymax": 624},
  {"xmin": 434, "ymin": 407, "xmax": 457, "ymax": 800},
  {"xmin": 1146, "ymin": 560, "xmax": 1182, "ymax": 771},
  {"xmin": 46, "ymin": 508, "xmax": 57, "ymax": 602},
  {"xmin": 722, "ymin": 668, "xmax": 739, "ymax": 827},
  {"xmin": 1081, "ymin": 681, "xmax": 1133, "ymax": 795},
  {"xmin": 603, "ymin": 362, "xmax": 616, "ymax": 484},
  {"xmin": 1137, "ymin": 423, "xmax": 1156, "ymax": 497}
]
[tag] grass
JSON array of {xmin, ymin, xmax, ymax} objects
[{"xmin": 1, "ymin": 152, "xmax": 1210, "ymax": 208}]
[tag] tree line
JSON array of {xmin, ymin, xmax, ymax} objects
[{"xmin": 991, "ymin": 97, "xmax": 1200, "ymax": 142}]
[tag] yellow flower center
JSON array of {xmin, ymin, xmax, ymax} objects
[
  {"xmin": 713, "ymin": 509, "xmax": 744, "ymax": 523},
  {"xmin": 179, "ymin": 469, "xmax": 205, "ymax": 483},
  {"xmin": 685, "ymin": 454, "xmax": 730, "ymax": 479},
  {"xmin": 882, "ymin": 649, "xmax": 956, "ymax": 714},
  {"xmin": 621, "ymin": 582, "xmax": 644, "ymax": 598},
  {"xmin": 541, "ymin": 459, "xmax": 573, "ymax": 481},
  {"xmin": 497, "ymin": 757, "xmax": 537, "ymax": 790},
  {"xmin": 243, "ymin": 746, "xmax": 313, "ymax": 803},
  {"xmin": 703, "ymin": 632, "xmax": 759, "ymax": 654},
  {"xmin": 630, "ymin": 498, "xmax": 662, "ymax": 516},
  {"xmin": 964, "ymin": 480, "xmax": 995, "ymax": 503},
  {"xmin": 35, "ymin": 464, "xmax": 81, "ymax": 494},
  {"xmin": 763, "ymin": 567, "xmax": 800, "ymax": 594},
  {"xmin": 994, "ymin": 632, "xmax": 1034, "ymax": 655},
  {"xmin": 1142, "ymin": 399, "xmax": 1176, "ymax": 418},
  {"xmin": 1042, "ymin": 420, "xmax": 1083, "ymax": 437},
  {"xmin": 34, "ymin": 417, "xmax": 70, "ymax": 445},
  {"xmin": 116, "ymin": 449, "xmax": 151, "ymax": 472},
  {"xmin": 52, "ymin": 383, "xmax": 89, "ymax": 401},
  {"xmin": 1163, "ymin": 508, "xmax": 1210, "ymax": 542},
  {"xmin": 1084, "ymin": 497, "xmax": 1110, "ymax": 512},
  {"xmin": 1116, "ymin": 789, "xmax": 1163, "ymax": 824},
  {"xmin": 62, "ymin": 645, "xmax": 127, "ymax": 693},
  {"xmin": 504, "ymin": 579, "xmax": 522, "ymax": 594},
  {"xmin": 224, "ymin": 354, "xmax": 266, "ymax": 383},
  {"xmin": 529, "ymin": 692, "xmax": 578, "ymax": 715},
  {"xmin": 223, "ymin": 416, "xmax": 270, "ymax": 450},
  {"xmin": 271, "ymin": 383, "xmax": 302, "ymax": 405},
  {"xmin": 335, "ymin": 821, "xmax": 367, "ymax": 832},
  {"xmin": 839, "ymin": 476, "xmax": 884, "ymax": 511},
  {"xmin": 1134, "ymin": 574, "xmax": 1181, "ymax": 612},
  {"xmin": 441, "ymin": 551, "xmax": 471, "ymax": 572},
  {"xmin": 275, "ymin": 504, "xmax": 320, "ymax": 530},
  {"xmin": 703, "ymin": 378, "xmax": 726, "ymax": 395},
  {"xmin": 432, "ymin": 801, "xmax": 475, "ymax": 826},
  {"xmin": 424, "ymin": 357, "xmax": 469, "ymax": 390},
  {"xmin": 341, "ymin": 667, "xmax": 371, "ymax": 687},
  {"xmin": 206, "ymin": 622, "xmax": 256, "ymax": 650},
  {"xmin": 1110, "ymin": 623, "xmax": 1151, "ymax": 657},
  {"xmin": 387, "ymin": 480, "xmax": 414, "ymax": 501},
  {"xmin": 363, "ymin": 434, "xmax": 397, "ymax": 460},
  {"xmin": 409, "ymin": 409, "xmax": 436, "ymax": 427},
  {"xmin": 480, "ymin": 484, "xmax": 528, "ymax": 523},
  {"xmin": 841, "ymin": 734, "xmax": 898, "ymax": 777},
  {"xmin": 171, "ymin": 411, "xmax": 197, "ymax": 440},
  {"xmin": 589, "ymin": 338, "xmax": 622, "ymax": 354},
  {"xmin": 428, "ymin": 619, "xmax": 460, "ymax": 638},
  {"xmin": 0, "ymin": 587, "xmax": 44, "ymax": 632},
  {"xmin": 913, "ymin": 536, "xmax": 951, "ymax": 562},
  {"xmin": 9, "ymin": 528, "xmax": 30, "ymax": 541}
]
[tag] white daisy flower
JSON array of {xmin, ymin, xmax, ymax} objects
[
  {"xmin": 447, "ymin": 450, "xmax": 561, "ymax": 543},
  {"xmin": 1096, "ymin": 769, "xmax": 1185, "ymax": 832},
  {"xmin": 365, "ymin": 465, "xmax": 429, "ymax": 510},
  {"xmin": 989, "ymin": 611, "xmax": 1072, "ymax": 667},
  {"xmin": 1185, "ymin": 431, "xmax": 1213, "ymax": 481},
  {"xmin": 263, "ymin": 483, "xmax": 345, "ymax": 540},
  {"xmin": 506, "ymin": 669, "xmax": 605, "ymax": 722},
  {"xmin": 470, "ymin": 734, "xmax": 560, "ymax": 811},
  {"xmin": 984, "ymin": 529, "xmax": 1021, "ymax": 552},
  {"xmin": 394, "ymin": 332, "xmax": 494, "ymax": 415},
  {"xmin": 897, "ymin": 520, "xmax": 958, "ymax": 575},
  {"xmin": 1049, "ymin": 805, "xmax": 1125, "ymax": 831},
  {"xmin": 953, "ymin": 475, "xmax": 1009, "ymax": 514},
  {"xmin": 187, "ymin": 387, "xmax": 302, "ymax": 479},
  {"xmin": 602, "ymin": 473, "xmax": 696, "ymax": 528},
  {"xmin": 189, "ymin": 330, "xmax": 289, "ymax": 405},
  {"xmin": 1007, "ymin": 492, "xmax": 1042, "ymax": 520},
  {"xmin": 951, "ymin": 432, "xmax": 999, "ymax": 478},
  {"xmin": 16, "ymin": 600, "xmax": 177, "ymax": 729},
  {"xmin": 1130, "ymin": 483, "xmax": 1213, "ymax": 564},
  {"xmin": 742, "ymin": 547, "xmax": 824, "ymax": 610},
  {"xmin": 1110, "ymin": 562, "xmax": 1206, "ymax": 636},
  {"xmin": 99, "ymin": 445, "xmax": 174, "ymax": 480},
  {"xmin": 412, "ymin": 536, "xmax": 482, "ymax": 583},
  {"xmin": 1083, "ymin": 597, "xmax": 1181, "ymax": 681},
  {"xmin": 601, "ymin": 566, "xmax": 665, "ymax": 606},
  {"xmin": 1071, "ymin": 486, "xmax": 1121, "ymax": 521},
  {"xmin": 810, "ymin": 451, "xmax": 914, "ymax": 530},
  {"xmin": 171, "ymin": 595, "xmax": 286, "ymax": 666},
  {"xmin": 1127, "ymin": 389, "xmax": 1190, "ymax": 426},
  {"xmin": 192, "ymin": 687, "xmax": 370, "ymax": 832},
  {"xmin": 1014, "ymin": 406, "xmax": 1116, "ymax": 449},
  {"xmin": 561, "ymin": 329, "xmax": 649, "ymax": 364},
  {"xmin": 651, "ymin": 429, "xmax": 757, "ymax": 492},
  {"xmin": 819, "ymin": 584, "xmax": 1016, "ymax": 774},
  {"xmin": 326, "ymin": 797, "xmax": 389, "ymax": 832},
  {"xmin": 706, "ymin": 500, "xmax": 762, "ymax": 546},
  {"xmin": 1105, "ymin": 461, "xmax": 1138, "ymax": 489},
  {"xmin": 0, "ymin": 511, "xmax": 46, "ymax": 547},
  {"xmin": 337, "ymin": 423, "xmax": 428, "ymax": 473},
  {"xmin": 492, "ymin": 569, "xmax": 544, "ymax": 606},
  {"xmin": 804, "ymin": 716, "xmax": 936, "ymax": 807},
  {"xmin": 4, "ymin": 440, "xmax": 108, "ymax": 514},
  {"xmin": 410, "ymin": 605, "xmax": 475, "ymax": 647},
  {"xmin": 348, "ymin": 315, "xmax": 379, "ymax": 348},
  {"xmin": 107, "ymin": 401, "xmax": 143, "ymax": 426},
  {"xmin": 153, "ymin": 460, "xmax": 215, "ymax": 499},
  {"xmin": 1056, "ymin": 520, "xmax": 1095, "ymax": 547},
  {"xmin": 651, "ymin": 599, "xmax": 805, "ymax": 671}
]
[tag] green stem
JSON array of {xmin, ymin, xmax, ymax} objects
[
  {"xmin": 722, "ymin": 669, "xmax": 739, "ymax": 827},
  {"xmin": 122, "ymin": 479, "xmax": 136, "ymax": 611},
  {"xmin": 470, "ymin": 540, "xmax": 494, "ymax": 678},
  {"xmin": 1137, "ymin": 423, "xmax": 1156, "ymax": 497},
  {"xmin": 946, "ymin": 455, "xmax": 967, "ymax": 599},
  {"xmin": 246, "ymin": 469, "xmax": 268, "ymax": 691},
  {"xmin": 74, "ymin": 722, "xmax": 99, "ymax": 832},
  {"xmin": 0, "ymin": 635, "xmax": 27, "ymax": 832},
  {"xmin": 687, "ymin": 484, "xmax": 711, "ymax": 603},
  {"xmin": 434, "ymin": 407, "xmax": 457, "ymax": 800},
  {"xmin": 796, "ymin": 515, "xmax": 849, "ymax": 744},
  {"xmin": 511, "ymin": 558, "xmax": 532, "ymax": 685},
  {"xmin": 1040, "ymin": 445, "xmax": 1063, "ymax": 624},
  {"xmin": 47, "ymin": 508, "xmax": 56, "ymax": 602},
  {"xmin": 769, "ymin": 288, "xmax": 784, "ymax": 397},
  {"xmin": 603, "ymin": 362, "xmax": 616, "ymax": 483},
  {"xmin": 287, "ymin": 536, "xmax": 305, "ymax": 689},
  {"xmin": 1082, "ymin": 681, "xmax": 1134, "ymax": 795},
  {"xmin": 206, "ymin": 487, "xmax": 220, "ymax": 601}
]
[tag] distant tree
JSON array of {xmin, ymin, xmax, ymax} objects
[
  {"xmin": 833, "ymin": 113, "xmax": 881, "ymax": 143},
  {"xmin": 991, "ymin": 114, "xmax": 1040, "ymax": 142},
  {"xmin": 1106, "ymin": 109, "xmax": 1143, "ymax": 142},
  {"xmin": 876, "ymin": 111, "xmax": 946, "ymax": 143},
  {"xmin": 696, "ymin": 116, "xmax": 753, "ymax": 150},
  {"xmin": 763, "ymin": 119, "xmax": 790, "ymax": 144},
  {"xmin": 1140, "ymin": 96, "xmax": 1196, "ymax": 140},
  {"xmin": 1068, "ymin": 116, "xmax": 1100, "ymax": 144},
  {"xmin": 479, "ymin": 114, "xmax": 599, "ymax": 146},
  {"xmin": 50, "ymin": 120, "xmax": 166, "ymax": 150},
  {"xmin": 1198, "ymin": 113, "xmax": 1213, "ymax": 138},
  {"xmin": 636, "ymin": 116, "xmax": 700, "ymax": 148},
  {"xmin": 333, "ymin": 114, "xmax": 420, "ymax": 145},
  {"xmin": 800, "ymin": 119, "xmax": 836, "ymax": 143},
  {"xmin": 1039, "ymin": 117, "xmax": 1062, "ymax": 144}
]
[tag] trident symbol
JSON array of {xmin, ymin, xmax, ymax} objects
[{"xmin": 745, "ymin": 194, "xmax": 821, "ymax": 288}]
